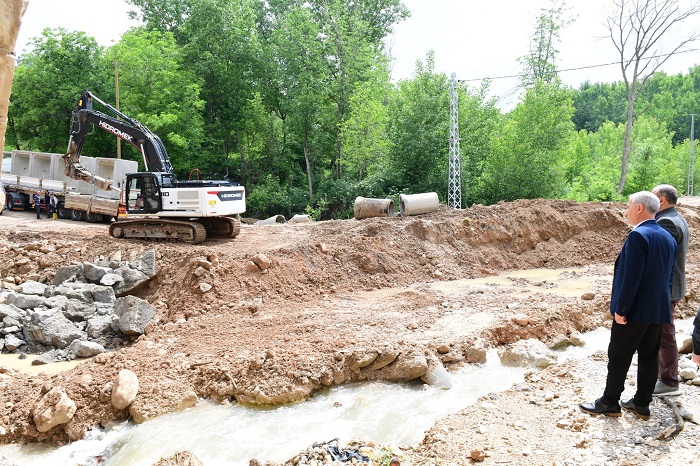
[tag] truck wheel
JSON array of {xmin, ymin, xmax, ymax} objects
[
  {"xmin": 69, "ymin": 209, "xmax": 85, "ymax": 221},
  {"xmin": 84, "ymin": 212, "xmax": 103, "ymax": 223},
  {"xmin": 57, "ymin": 204, "xmax": 70, "ymax": 219}
]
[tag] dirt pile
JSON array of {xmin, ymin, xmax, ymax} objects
[{"xmin": 0, "ymin": 199, "xmax": 699, "ymax": 465}]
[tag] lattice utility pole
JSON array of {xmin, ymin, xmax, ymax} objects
[
  {"xmin": 448, "ymin": 72, "xmax": 462, "ymax": 209},
  {"xmin": 689, "ymin": 114, "xmax": 696, "ymax": 196}
]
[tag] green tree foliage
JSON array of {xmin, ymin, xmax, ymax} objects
[
  {"xmin": 477, "ymin": 80, "xmax": 575, "ymax": 203},
  {"xmin": 642, "ymin": 68, "xmax": 700, "ymax": 146},
  {"xmin": 125, "ymin": 0, "xmax": 191, "ymax": 41},
  {"xmin": 518, "ymin": 0, "xmax": 571, "ymax": 88},
  {"xmin": 457, "ymin": 81, "xmax": 502, "ymax": 205},
  {"xmin": 7, "ymin": 29, "xmax": 111, "ymax": 153},
  {"xmin": 386, "ymin": 52, "xmax": 449, "ymax": 196},
  {"xmin": 308, "ymin": 0, "xmax": 407, "ymax": 179},
  {"xmin": 340, "ymin": 78, "xmax": 392, "ymax": 182},
  {"xmin": 264, "ymin": 2, "xmax": 330, "ymax": 198},
  {"xmin": 180, "ymin": 0, "xmax": 262, "ymax": 181},
  {"xmin": 624, "ymin": 116, "xmax": 682, "ymax": 194},
  {"xmin": 11, "ymin": 1, "xmax": 700, "ymax": 219},
  {"xmin": 572, "ymin": 81, "xmax": 627, "ymax": 132},
  {"xmin": 105, "ymin": 29, "xmax": 205, "ymax": 174}
]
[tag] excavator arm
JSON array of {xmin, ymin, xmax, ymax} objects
[{"xmin": 64, "ymin": 91, "xmax": 175, "ymax": 188}]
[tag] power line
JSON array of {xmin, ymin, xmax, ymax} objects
[{"xmin": 457, "ymin": 47, "xmax": 700, "ymax": 83}]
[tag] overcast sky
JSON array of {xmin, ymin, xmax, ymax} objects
[{"xmin": 14, "ymin": 0, "xmax": 700, "ymax": 109}]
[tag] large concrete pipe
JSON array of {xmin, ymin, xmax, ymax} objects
[
  {"xmin": 255, "ymin": 215, "xmax": 286, "ymax": 225},
  {"xmin": 399, "ymin": 192, "xmax": 439, "ymax": 216},
  {"xmin": 288, "ymin": 214, "xmax": 311, "ymax": 223},
  {"xmin": 0, "ymin": 0, "xmax": 29, "ymax": 151},
  {"xmin": 353, "ymin": 196, "xmax": 395, "ymax": 219}
]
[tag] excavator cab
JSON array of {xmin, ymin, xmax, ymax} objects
[{"xmin": 125, "ymin": 173, "xmax": 161, "ymax": 214}]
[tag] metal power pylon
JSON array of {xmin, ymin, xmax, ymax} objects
[
  {"xmin": 689, "ymin": 114, "xmax": 696, "ymax": 196},
  {"xmin": 448, "ymin": 72, "xmax": 462, "ymax": 209}
]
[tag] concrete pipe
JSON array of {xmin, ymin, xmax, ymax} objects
[
  {"xmin": 289, "ymin": 214, "xmax": 311, "ymax": 223},
  {"xmin": 399, "ymin": 192, "xmax": 439, "ymax": 216},
  {"xmin": 255, "ymin": 215, "xmax": 286, "ymax": 225},
  {"xmin": 353, "ymin": 196, "xmax": 395, "ymax": 219}
]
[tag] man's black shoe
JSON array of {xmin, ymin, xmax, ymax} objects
[
  {"xmin": 621, "ymin": 399, "xmax": 651, "ymax": 420},
  {"xmin": 579, "ymin": 398, "xmax": 621, "ymax": 417}
]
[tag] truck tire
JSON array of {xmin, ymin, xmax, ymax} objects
[
  {"xmin": 84, "ymin": 212, "xmax": 103, "ymax": 223},
  {"xmin": 57, "ymin": 203, "xmax": 70, "ymax": 219},
  {"xmin": 69, "ymin": 209, "xmax": 85, "ymax": 221}
]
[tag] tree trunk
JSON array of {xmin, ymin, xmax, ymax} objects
[
  {"xmin": 617, "ymin": 94, "xmax": 636, "ymax": 195},
  {"xmin": 0, "ymin": 0, "xmax": 29, "ymax": 151},
  {"xmin": 303, "ymin": 135, "xmax": 313, "ymax": 198}
]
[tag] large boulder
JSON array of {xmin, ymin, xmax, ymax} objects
[
  {"xmin": 0, "ymin": 303, "xmax": 24, "ymax": 320},
  {"xmin": 25, "ymin": 309, "xmax": 87, "ymax": 349},
  {"xmin": 5, "ymin": 292, "xmax": 44, "ymax": 310},
  {"xmin": 130, "ymin": 250, "xmax": 156, "ymax": 277},
  {"xmin": 499, "ymin": 339, "xmax": 558, "ymax": 368},
  {"xmin": 82, "ymin": 263, "xmax": 112, "ymax": 283},
  {"xmin": 33, "ymin": 387, "xmax": 77, "ymax": 432},
  {"xmin": 112, "ymin": 369, "xmax": 139, "ymax": 410},
  {"xmin": 128, "ymin": 378, "xmax": 197, "ymax": 423},
  {"xmin": 63, "ymin": 300, "xmax": 98, "ymax": 322},
  {"xmin": 114, "ymin": 296, "xmax": 155, "ymax": 335},
  {"xmin": 86, "ymin": 314, "xmax": 115, "ymax": 339},
  {"xmin": 52, "ymin": 265, "xmax": 83, "ymax": 285},
  {"xmin": 18, "ymin": 280, "xmax": 49, "ymax": 296},
  {"xmin": 67, "ymin": 339, "xmax": 105, "ymax": 358}
]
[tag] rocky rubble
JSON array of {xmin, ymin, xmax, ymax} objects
[{"xmin": 0, "ymin": 250, "xmax": 157, "ymax": 363}]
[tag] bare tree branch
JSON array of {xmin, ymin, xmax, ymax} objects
[{"xmin": 607, "ymin": 0, "xmax": 700, "ymax": 194}]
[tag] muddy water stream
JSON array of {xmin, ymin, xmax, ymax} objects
[
  {"xmin": 0, "ymin": 329, "xmax": 609, "ymax": 466},
  {"xmin": 0, "ymin": 329, "xmax": 613, "ymax": 466}
]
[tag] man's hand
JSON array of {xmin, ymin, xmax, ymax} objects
[
  {"xmin": 614, "ymin": 313, "xmax": 627, "ymax": 325},
  {"xmin": 693, "ymin": 353, "xmax": 700, "ymax": 365}
]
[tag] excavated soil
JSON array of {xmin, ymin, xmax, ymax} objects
[{"xmin": 1, "ymin": 198, "xmax": 700, "ymax": 465}]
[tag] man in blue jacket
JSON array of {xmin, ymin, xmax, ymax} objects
[{"xmin": 580, "ymin": 191, "xmax": 677, "ymax": 420}]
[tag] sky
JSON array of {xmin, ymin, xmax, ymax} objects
[{"xmin": 13, "ymin": 0, "xmax": 700, "ymax": 110}]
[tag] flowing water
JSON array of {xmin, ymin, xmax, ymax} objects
[{"xmin": 0, "ymin": 326, "xmax": 614, "ymax": 466}]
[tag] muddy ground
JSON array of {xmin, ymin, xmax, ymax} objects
[{"xmin": 0, "ymin": 199, "xmax": 699, "ymax": 465}]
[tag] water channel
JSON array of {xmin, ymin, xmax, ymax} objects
[{"xmin": 0, "ymin": 327, "xmax": 614, "ymax": 466}]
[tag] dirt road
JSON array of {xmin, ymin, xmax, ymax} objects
[{"xmin": 1, "ymin": 200, "xmax": 699, "ymax": 465}]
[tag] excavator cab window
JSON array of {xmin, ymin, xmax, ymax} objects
[{"xmin": 125, "ymin": 174, "xmax": 161, "ymax": 214}]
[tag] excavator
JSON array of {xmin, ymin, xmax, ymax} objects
[{"xmin": 64, "ymin": 90, "xmax": 245, "ymax": 243}]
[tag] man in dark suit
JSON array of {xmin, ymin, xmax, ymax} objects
[
  {"xmin": 580, "ymin": 191, "xmax": 677, "ymax": 420},
  {"xmin": 651, "ymin": 184, "xmax": 689, "ymax": 396}
]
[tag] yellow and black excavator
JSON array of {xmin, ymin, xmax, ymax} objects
[{"xmin": 65, "ymin": 90, "xmax": 245, "ymax": 243}]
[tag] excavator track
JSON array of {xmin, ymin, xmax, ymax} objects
[
  {"xmin": 199, "ymin": 216, "xmax": 241, "ymax": 239},
  {"xmin": 109, "ymin": 219, "xmax": 207, "ymax": 244}
]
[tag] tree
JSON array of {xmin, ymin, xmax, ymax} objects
[
  {"xmin": 386, "ymin": 52, "xmax": 450, "ymax": 195},
  {"xmin": 309, "ymin": 0, "xmax": 408, "ymax": 179},
  {"xmin": 125, "ymin": 0, "xmax": 191, "ymax": 42},
  {"xmin": 477, "ymin": 80, "xmax": 574, "ymax": 203},
  {"xmin": 265, "ymin": 3, "xmax": 329, "ymax": 198},
  {"xmin": 8, "ymin": 28, "xmax": 111, "ymax": 153},
  {"xmin": 572, "ymin": 81, "xmax": 628, "ymax": 132},
  {"xmin": 180, "ymin": 0, "xmax": 262, "ymax": 182},
  {"xmin": 340, "ymin": 78, "xmax": 392, "ymax": 182},
  {"xmin": 518, "ymin": 0, "xmax": 572, "ymax": 88},
  {"xmin": 607, "ymin": 0, "xmax": 700, "ymax": 193},
  {"xmin": 105, "ymin": 29, "xmax": 205, "ymax": 174}
]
